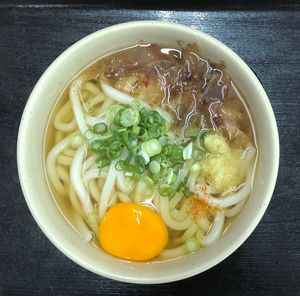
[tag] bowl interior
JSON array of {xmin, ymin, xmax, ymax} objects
[{"xmin": 17, "ymin": 21, "xmax": 279, "ymax": 284}]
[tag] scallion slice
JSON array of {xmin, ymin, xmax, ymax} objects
[
  {"xmin": 159, "ymin": 184, "xmax": 175, "ymax": 198},
  {"xmin": 93, "ymin": 122, "xmax": 108, "ymax": 135},
  {"xmin": 185, "ymin": 238, "xmax": 200, "ymax": 253},
  {"xmin": 120, "ymin": 108, "xmax": 140, "ymax": 127},
  {"xmin": 149, "ymin": 160, "xmax": 161, "ymax": 174},
  {"xmin": 142, "ymin": 139, "xmax": 162, "ymax": 157},
  {"xmin": 183, "ymin": 142, "xmax": 193, "ymax": 160}
]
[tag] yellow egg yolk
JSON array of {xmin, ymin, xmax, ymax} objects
[{"xmin": 98, "ymin": 202, "xmax": 168, "ymax": 261}]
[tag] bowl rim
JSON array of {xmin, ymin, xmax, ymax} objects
[{"xmin": 17, "ymin": 20, "xmax": 280, "ymax": 284}]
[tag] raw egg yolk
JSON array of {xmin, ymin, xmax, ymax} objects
[{"xmin": 98, "ymin": 202, "xmax": 168, "ymax": 261}]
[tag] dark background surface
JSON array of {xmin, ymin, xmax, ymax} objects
[{"xmin": 0, "ymin": 1, "xmax": 300, "ymax": 295}]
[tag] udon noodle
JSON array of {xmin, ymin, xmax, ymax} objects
[{"xmin": 45, "ymin": 43, "xmax": 257, "ymax": 261}]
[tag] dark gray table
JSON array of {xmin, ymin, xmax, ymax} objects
[{"xmin": 0, "ymin": 2, "xmax": 299, "ymax": 295}]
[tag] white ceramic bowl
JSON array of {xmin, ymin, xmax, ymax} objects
[{"xmin": 17, "ymin": 21, "xmax": 279, "ymax": 284}]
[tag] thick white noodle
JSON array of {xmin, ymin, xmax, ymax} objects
[
  {"xmin": 201, "ymin": 211, "xmax": 225, "ymax": 247},
  {"xmin": 133, "ymin": 181, "xmax": 143, "ymax": 201},
  {"xmin": 201, "ymin": 174, "xmax": 251, "ymax": 208},
  {"xmin": 96, "ymin": 96, "xmax": 114, "ymax": 116},
  {"xmin": 98, "ymin": 159, "xmax": 118, "ymax": 220},
  {"xmin": 55, "ymin": 130, "xmax": 64, "ymax": 144},
  {"xmin": 107, "ymin": 189, "xmax": 117, "ymax": 208},
  {"xmin": 116, "ymin": 192, "xmax": 131, "ymax": 203},
  {"xmin": 46, "ymin": 133, "xmax": 75, "ymax": 196},
  {"xmin": 153, "ymin": 193, "xmax": 160, "ymax": 212},
  {"xmin": 225, "ymin": 200, "xmax": 246, "ymax": 218},
  {"xmin": 154, "ymin": 106, "xmax": 172, "ymax": 123},
  {"xmin": 54, "ymin": 101, "xmax": 77, "ymax": 132},
  {"xmin": 89, "ymin": 93, "xmax": 106, "ymax": 105},
  {"xmin": 196, "ymin": 216, "xmax": 211, "ymax": 233},
  {"xmin": 84, "ymin": 81, "xmax": 101, "ymax": 95},
  {"xmin": 71, "ymin": 211, "xmax": 93, "ymax": 242},
  {"xmin": 116, "ymin": 171, "xmax": 134, "ymax": 194},
  {"xmin": 160, "ymin": 195, "xmax": 193, "ymax": 230},
  {"xmin": 83, "ymin": 168, "xmax": 107, "ymax": 184},
  {"xmin": 100, "ymin": 81, "xmax": 134, "ymax": 104},
  {"xmin": 70, "ymin": 146, "xmax": 94, "ymax": 215},
  {"xmin": 196, "ymin": 228, "xmax": 205, "ymax": 242},
  {"xmin": 69, "ymin": 184, "xmax": 85, "ymax": 217},
  {"xmin": 169, "ymin": 194, "xmax": 183, "ymax": 210},
  {"xmin": 171, "ymin": 223, "xmax": 199, "ymax": 247},
  {"xmin": 70, "ymin": 78, "xmax": 89, "ymax": 135},
  {"xmin": 54, "ymin": 117, "xmax": 76, "ymax": 133},
  {"xmin": 85, "ymin": 114, "xmax": 107, "ymax": 127},
  {"xmin": 83, "ymin": 155, "xmax": 98, "ymax": 171},
  {"xmin": 56, "ymin": 165, "xmax": 70, "ymax": 184},
  {"xmin": 57, "ymin": 155, "xmax": 72, "ymax": 166},
  {"xmin": 170, "ymin": 201, "xmax": 189, "ymax": 221},
  {"xmin": 160, "ymin": 245, "xmax": 187, "ymax": 259},
  {"xmin": 63, "ymin": 148, "xmax": 76, "ymax": 157},
  {"xmin": 88, "ymin": 179, "xmax": 101, "ymax": 202}
]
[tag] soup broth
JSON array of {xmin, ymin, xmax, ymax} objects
[{"xmin": 45, "ymin": 43, "xmax": 257, "ymax": 261}]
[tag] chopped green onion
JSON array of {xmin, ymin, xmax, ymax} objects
[
  {"xmin": 97, "ymin": 131, "xmax": 113, "ymax": 140},
  {"xmin": 110, "ymin": 122, "xmax": 120, "ymax": 132},
  {"xmin": 150, "ymin": 172, "xmax": 161, "ymax": 184},
  {"xmin": 84, "ymin": 130, "xmax": 94, "ymax": 140},
  {"xmin": 161, "ymin": 158, "xmax": 171, "ymax": 168},
  {"xmin": 166, "ymin": 168, "xmax": 177, "ymax": 185},
  {"xmin": 138, "ymin": 127, "xmax": 148, "ymax": 140},
  {"xmin": 113, "ymin": 109, "xmax": 123, "ymax": 125},
  {"xmin": 132, "ymin": 100, "xmax": 141, "ymax": 109},
  {"xmin": 142, "ymin": 139, "xmax": 162, "ymax": 157},
  {"xmin": 70, "ymin": 135, "xmax": 84, "ymax": 149},
  {"xmin": 129, "ymin": 134, "xmax": 138, "ymax": 147},
  {"xmin": 139, "ymin": 108, "xmax": 148, "ymax": 120},
  {"xmin": 185, "ymin": 238, "xmax": 200, "ymax": 253},
  {"xmin": 176, "ymin": 176, "xmax": 189, "ymax": 192},
  {"xmin": 107, "ymin": 104, "xmax": 124, "ymax": 121},
  {"xmin": 120, "ymin": 108, "xmax": 140, "ymax": 127},
  {"xmin": 149, "ymin": 160, "xmax": 161, "ymax": 174},
  {"xmin": 143, "ymin": 176, "xmax": 154, "ymax": 186},
  {"xmin": 159, "ymin": 184, "xmax": 175, "ymax": 198},
  {"xmin": 182, "ymin": 186, "xmax": 192, "ymax": 197},
  {"xmin": 183, "ymin": 142, "xmax": 193, "ymax": 160},
  {"xmin": 97, "ymin": 159, "xmax": 111, "ymax": 169},
  {"xmin": 90, "ymin": 140, "xmax": 103, "ymax": 152},
  {"xmin": 115, "ymin": 160, "xmax": 126, "ymax": 171},
  {"xmin": 93, "ymin": 122, "xmax": 107, "ymax": 135},
  {"xmin": 86, "ymin": 102, "xmax": 198, "ymax": 197},
  {"xmin": 147, "ymin": 125, "xmax": 160, "ymax": 138},
  {"xmin": 163, "ymin": 144, "xmax": 183, "ymax": 160},
  {"xmin": 137, "ymin": 150, "xmax": 150, "ymax": 164},
  {"xmin": 135, "ymin": 155, "xmax": 146, "ymax": 173},
  {"xmin": 133, "ymin": 172, "xmax": 141, "ymax": 181},
  {"xmin": 159, "ymin": 135, "xmax": 168, "ymax": 146},
  {"xmin": 131, "ymin": 125, "xmax": 140, "ymax": 135}
]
